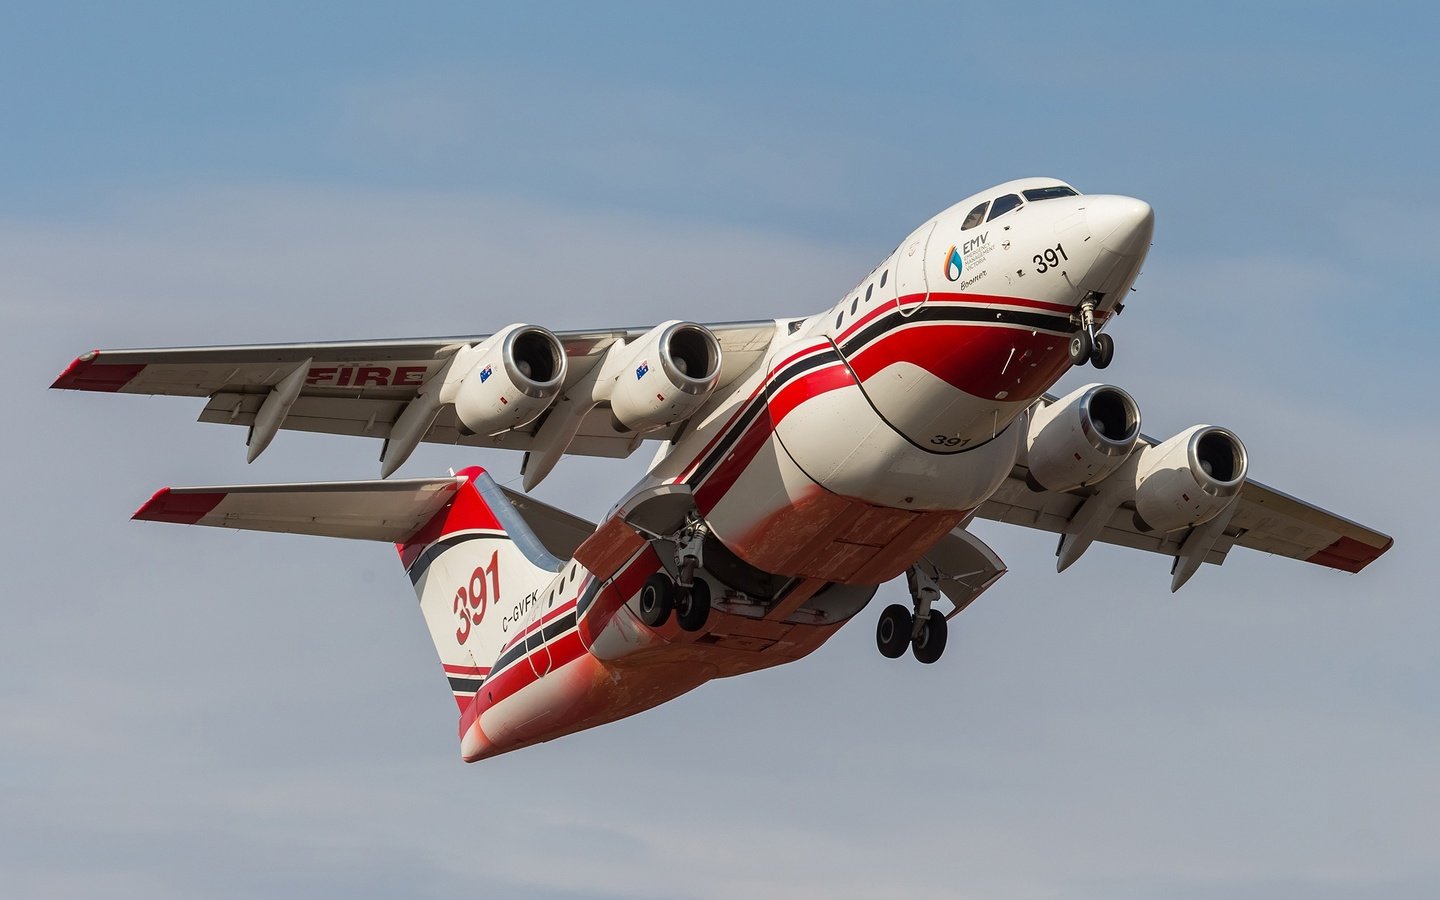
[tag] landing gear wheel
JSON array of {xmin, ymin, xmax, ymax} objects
[
  {"xmin": 1068, "ymin": 331, "xmax": 1093, "ymax": 366},
  {"xmin": 1092, "ymin": 332, "xmax": 1115, "ymax": 369},
  {"xmin": 676, "ymin": 578, "xmax": 711, "ymax": 632},
  {"xmin": 876, "ymin": 604, "xmax": 913, "ymax": 659},
  {"xmin": 638, "ymin": 573, "xmax": 674, "ymax": 628},
  {"xmin": 911, "ymin": 610, "xmax": 948, "ymax": 664}
]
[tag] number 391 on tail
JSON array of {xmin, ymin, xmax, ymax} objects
[{"xmin": 52, "ymin": 177, "xmax": 1391, "ymax": 761}]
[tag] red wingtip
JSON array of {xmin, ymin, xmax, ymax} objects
[
  {"xmin": 454, "ymin": 465, "xmax": 487, "ymax": 481},
  {"xmin": 1306, "ymin": 534, "xmax": 1394, "ymax": 573},
  {"xmin": 133, "ymin": 488, "xmax": 226, "ymax": 525},
  {"xmin": 51, "ymin": 351, "xmax": 144, "ymax": 392}
]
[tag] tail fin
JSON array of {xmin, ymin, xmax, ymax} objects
[
  {"xmin": 133, "ymin": 466, "xmax": 566, "ymax": 713},
  {"xmin": 396, "ymin": 467, "xmax": 565, "ymax": 709}
]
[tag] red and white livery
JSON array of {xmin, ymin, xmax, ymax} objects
[{"xmin": 54, "ymin": 179, "xmax": 1392, "ymax": 761}]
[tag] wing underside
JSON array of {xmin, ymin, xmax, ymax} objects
[
  {"xmin": 976, "ymin": 452, "xmax": 1391, "ymax": 580},
  {"xmin": 53, "ymin": 322, "xmax": 779, "ymax": 465}
]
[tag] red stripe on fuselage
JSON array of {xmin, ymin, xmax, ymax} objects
[
  {"xmin": 443, "ymin": 663, "xmax": 492, "ymax": 676},
  {"xmin": 846, "ymin": 320, "xmax": 1073, "ymax": 401},
  {"xmin": 765, "ymin": 361, "xmax": 856, "ymax": 424},
  {"xmin": 498, "ymin": 597, "xmax": 579, "ymax": 654},
  {"xmin": 676, "ymin": 343, "xmax": 829, "ymax": 484}
]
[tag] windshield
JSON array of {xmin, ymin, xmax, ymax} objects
[
  {"xmin": 1022, "ymin": 186, "xmax": 1078, "ymax": 202},
  {"xmin": 987, "ymin": 193, "xmax": 1023, "ymax": 221}
]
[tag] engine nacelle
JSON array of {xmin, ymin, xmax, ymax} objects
[
  {"xmin": 1133, "ymin": 425, "xmax": 1247, "ymax": 533},
  {"xmin": 609, "ymin": 321, "xmax": 722, "ymax": 433},
  {"xmin": 1025, "ymin": 383, "xmax": 1141, "ymax": 492},
  {"xmin": 448, "ymin": 324, "xmax": 567, "ymax": 436}
]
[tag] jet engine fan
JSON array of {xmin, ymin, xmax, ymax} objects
[
  {"xmin": 450, "ymin": 324, "xmax": 567, "ymax": 435},
  {"xmin": 1132, "ymin": 425, "xmax": 1247, "ymax": 533},
  {"xmin": 1025, "ymin": 383, "xmax": 1142, "ymax": 492}
]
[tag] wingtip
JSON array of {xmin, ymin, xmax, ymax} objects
[
  {"xmin": 1306, "ymin": 534, "xmax": 1394, "ymax": 574},
  {"xmin": 133, "ymin": 488, "xmax": 226, "ymax": 525},
  {"xmin": 51, "ymin": 351, "xmax": 144, "ymax": 392}
]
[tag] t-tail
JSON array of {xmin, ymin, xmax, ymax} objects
[{"xmin": 132, "ymin": 466, "xmax": 576, "ymax": 759}]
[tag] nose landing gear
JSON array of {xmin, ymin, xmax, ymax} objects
[
  {"xmin": 874, "ymin": 566, "xmax": 950, "ymax": 664},
  {"xmin": 1068, "ymin": 294, "xmax": 1114, "ymax": 370}
]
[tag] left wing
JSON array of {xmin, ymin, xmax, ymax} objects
[
  {"xmin": 976, "ymin": 442, "xmax": 1392, "ymax": 590},
  {"xmin": 53, "ymin": 322, "xmax": 777, "ymax": 483}
]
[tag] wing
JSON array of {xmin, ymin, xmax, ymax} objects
[
  {"xmin": 133, "ymin": 476, "xmax": 464, "ymax": 541},
  {"xmin": 53, "ymin": 321, "xmax": 778, "ymax": 482},
  {"xmin": 976, "ymin": 425, "xmax": 1392, "ymax": 591}
]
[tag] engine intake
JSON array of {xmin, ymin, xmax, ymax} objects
[
  {"xmin": 450, "ymin": 324, "xmax": 567, "ymax": 436},
  {"xmin": 610, "ymin": 321, "xmax": 722, "ymax": 433},
  {"xmin": 1133, "ymin": 425, "xmax": 1247, "ymax": 533},
  {"xmin": 1025, "ymin": 383, "xmax": 1141, "ymax": 492}
]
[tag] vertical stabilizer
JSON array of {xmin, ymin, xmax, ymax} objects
[{"xmin": 397, "ymin": 467, "xmax": 564, "ymax": 711}]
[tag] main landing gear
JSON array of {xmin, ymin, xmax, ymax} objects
[
  {"xmin": 875, "ymin": 566, "xmax": 949, "ymax": 664},
  {"xmin": 637, "ymin": 519, "xmax": 712, "ymax": 633},
  {"xmin": 1068, "ymin": 294, "xmax": 1114, "ymax": 370}
]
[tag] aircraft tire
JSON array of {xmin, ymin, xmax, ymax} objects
[
  {"xmin": 638, "ymin": 573, "xmax": 674, "ymax": 627},
  {"xmin": 911, "ymin": 610, "xmax": 948, "ymax": 664},
  {"xmin": 876, "ymin": 604, "xmax": 913, "ymax": 658},
  {"xmin": 1092, "ymin": 333, "xmax": 1115, "ymax": 369},
  {"xmin": 676, "ymin": 578, "xmax": 712, "ymax": 632},
  {"xmin": 1068, "ymin": 331, "xmax": 1093, "ymax": 366}
]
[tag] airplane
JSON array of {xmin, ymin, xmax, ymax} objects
[{"xmin": 51, "ymin": 177, "xmax": 1392, "ymax": 762}]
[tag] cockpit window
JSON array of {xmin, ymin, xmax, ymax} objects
[
  {"xmin": 1022, "ymin": 186, "xmax": 1078, "ymax": 202},
  {"xmin": 987, "ymin": 193, "xmax": 1023, "ymax": 221},
  {"xmin": 961, "ymin": 201, "xmax": 989, "ymax": 230}
]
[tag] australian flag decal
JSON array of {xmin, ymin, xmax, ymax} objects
[
  {"xmin": 635, "ymin": 361, "xmax": 649, "ymax": 380},
  {"xmin": 479, "ymin": 364, "xmax": 493, "ymax": 383}
]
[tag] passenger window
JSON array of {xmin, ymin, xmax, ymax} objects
[
  {"xmin": 880, "ymin": 269, "xmax": 888, "ymax": 287},
  {"xmin": 1022, "ymin": 186, "xmax": 1078, "ymax": 202},
  {"xmin": 835, "ymin": 312, "xmax": 843, "ymax": 329},
  {"xmin": 962, "ymin": 202, "xmax": 989, "ymax": 230},
  {"xmin": 850, "ymin": 298, "xmax": 858, "ymax": 315},
  {"xmin": 987, "ymin": 194, "xmax": 1023, "ymax": 221}
]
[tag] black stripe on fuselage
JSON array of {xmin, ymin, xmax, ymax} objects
[
  {"xmin": 688, "ymin": 346, "xmax": 841, "ymax": 487},
  {"xmin": 486, "ymin": 610, "xmax": 579, "ymax": 680},
  {"xmin": 575, "ymin": 577, "xmax": 601, "ymax": 617},
  {"xmin": 448, "ymin": 675, "xmax": 485, "ymax": 694}
]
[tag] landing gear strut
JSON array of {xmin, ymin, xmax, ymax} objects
[
  {"xmin": 874, "ymin": 566, "xmax": 950, "ymax": 664},
  {"xmin": 639, "ymin": 518, "xmax": 712, "ymax": 632},
  {"xmin": 1069, "ymin": 294, "xmax": 1114, "ymax": 370}
]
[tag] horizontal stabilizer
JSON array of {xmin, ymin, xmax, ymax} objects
[{"xmin": 133, "ymin": 476, "xmax": 465, "ymax": 542}]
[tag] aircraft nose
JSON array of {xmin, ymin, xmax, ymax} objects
[{"xmin": 1086, "ymin": 195, "xmax": 1154, "ymax": 256}]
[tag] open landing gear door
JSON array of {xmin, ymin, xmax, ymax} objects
[{"xmin": 913, "ymin": 527, "xmax": 1007, "ymax": 620}]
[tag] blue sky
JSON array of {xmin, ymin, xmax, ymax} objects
[{"xmin": 4, "ymin": 3, "xmax": 1438, "ymax": 898}]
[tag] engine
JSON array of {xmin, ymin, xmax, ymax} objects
[
  {"xmin": 1025, "ymin": 383, "xmax": 1142, "ymax": 492},
  {"xmin": 1132, "ymin": 425, "xmax": 1247, "ymax": 533},
  {"xmin": 609, "ymin": 321, "xmax": 722, "ymax": 433},
  {"xmin": 448, "ymin": 324, "xmax": 567, "ymax": 435}
]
